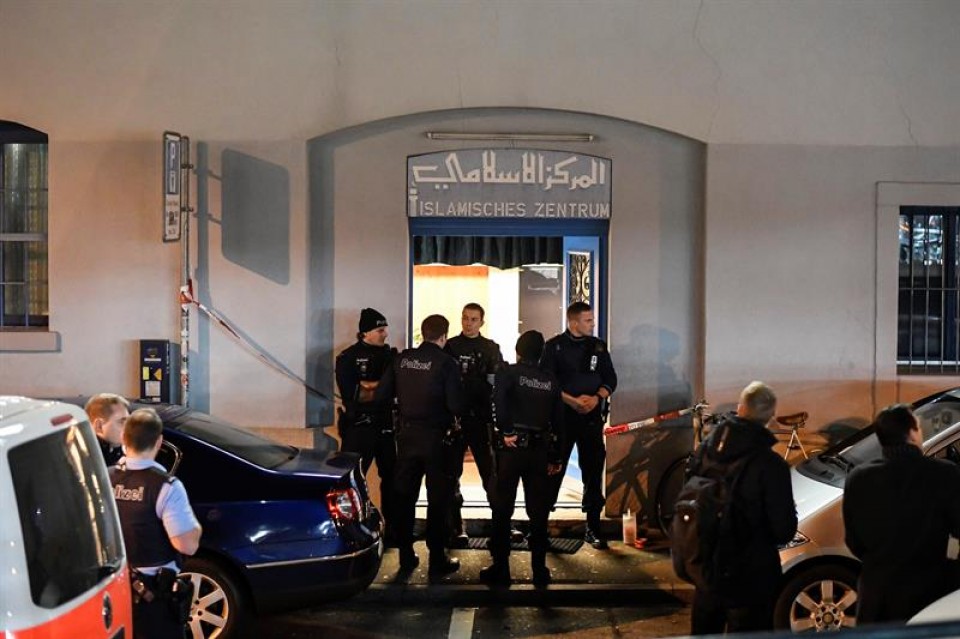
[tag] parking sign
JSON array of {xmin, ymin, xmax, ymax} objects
[{"xmin": 163, "ymin": 131, "xmax": 182, "ymax": 242}]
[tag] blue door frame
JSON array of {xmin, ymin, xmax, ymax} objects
[{"xmin": 408, "ymin": 218, "xmax": 610, "ymax": 343}]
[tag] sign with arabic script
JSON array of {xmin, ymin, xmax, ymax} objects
[{"xmin": 407, "ymin": 149, "xmax": 611, "ymax": 219}]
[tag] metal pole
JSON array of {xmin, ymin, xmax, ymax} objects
[{"xmin": 180, "ymin": 136, "xmax": 193, "ymax": 407}]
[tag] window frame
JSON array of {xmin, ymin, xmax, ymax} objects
[
  {"xmin": 1, "ymin": 121, "xmax": 49, "ymax": 332},
  {"xmin": 897, "ymin": 206, "xmax": 960, "ymax": 374}
]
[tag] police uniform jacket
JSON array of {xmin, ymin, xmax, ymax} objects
[
  {"xmin": 493, "ymin": 361, "xmax": 564, "ymax": 464},
  {"xmin": 335, "ymin": 340, "xmax": 396, "ymax": 420},
  {"xmin": 541, "ymin": 330, "xmax": 618, "ymax": 401},
  {"xmin": 377, "ymin": 341, "xmax": 465, "ymax": 429},
  {"xmin": 110, "ymin": 464, "xmax": 180, "ymax": 569},
  {"xmin": 444, "ymin": 333, "xmax": 503, "ymax": 420}
]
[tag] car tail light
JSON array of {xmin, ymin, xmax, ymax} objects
[{"xmin": 326, "ymin": 487, "xmax": 362, "ymax": 522}]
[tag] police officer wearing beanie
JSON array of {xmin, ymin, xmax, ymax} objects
[
  {"xmin": 110, "ymin": 408, "xmax": 201, "ymax": 639},
  {"xmin": 480, "ymin": 330, "xmax": 564, "ymax": 587},
  {"xmin": 335, "ymin": 307, "xmax": 399, "ymax": 543},
  {"xmin": 541, "ymin": 301, "xmax": 617, "ymax": 549},
  {"xmin": 443, "ymin": 302, "xmax": 504, "ymax": 546},
  {"xmin": 376, "ymin": 314, "xmax": 466, "ymax": 576}
]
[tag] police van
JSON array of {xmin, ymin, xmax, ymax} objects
[{"xmin": 0, "ymin": 396, "xmax": 132, "ymax": 639}]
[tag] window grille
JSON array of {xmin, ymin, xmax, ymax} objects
[
  {"xmin": 897, "ymin": 206, "xmax": 960, "ymax": 374},
  {"xmin": 0, "ymin": 122, "xmax": 48, "ymax": 329}
]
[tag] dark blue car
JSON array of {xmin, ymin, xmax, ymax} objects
[{"xmin": 111, "ymin": 403, "xmax": 383, "ymax": 639}]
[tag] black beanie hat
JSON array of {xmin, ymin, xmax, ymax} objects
[
  {"xmin": 359, "ymin": 308, "xmax": 388, "ymax": 334},
  {"xmin": 516, "ymin": 330, "xmax": 545, "ymax": 362}
]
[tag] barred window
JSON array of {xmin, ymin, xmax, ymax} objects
[
  {"xmin": 898, "ymin": 206, "xmax": 960, "ymax": 374},
  {"xmin": 0, "ymin": 122, "xmax": 48, "ymax": 330}
]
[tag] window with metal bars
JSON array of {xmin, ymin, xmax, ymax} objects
[
  {"xmin": 0, "ymin": 122, "xmax": 48, "ymax": 330},
  {"xmin": 897, "ymin": 206, "xmax": 960, "ymax": 374}
]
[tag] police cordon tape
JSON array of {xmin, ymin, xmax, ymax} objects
[
  {"xmin": 602, "ymin": 403, "xmax": 705, "ymax": 436},
  {"xmin": 179, "ymin": 280, "xmax": 338, "ymax": 403}
]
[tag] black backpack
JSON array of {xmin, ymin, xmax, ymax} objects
[{"xmin": 670, "ymin": 424, "xmax": 756, "ymax": 591}]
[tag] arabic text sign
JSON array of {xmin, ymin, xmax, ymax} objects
[{"xmin": 407, "ymin": 149, "xmax": 611, "ymax": 219}]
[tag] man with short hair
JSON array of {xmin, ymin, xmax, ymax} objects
[
  {"xmin": 541, "ymin": 301, "xmax": 617, "ymax": 549},
  {"xmin": 336, "ymin": 307, "xmax": 399, "ymax": 543},
  {"xmin": 85, "ymin": 392, "xmax": 130, "ymax": 467},
  {"xmin": 110, "ymin": 408, "xmax": 201, "ymax": 639},
  {"xmin": 688, "ymin": 381, "xmax": 797, "ymax": 635},
  {"xmin": 377, "ymin": 314, "xmax": 465, "ymax": 576},
  {"xmin": 843, "ymin": 403, "xmax": 960, "ymax": 625},
  {"xmin": 444, "ymin": 302, "xmax": 504, "ymax": 546}
]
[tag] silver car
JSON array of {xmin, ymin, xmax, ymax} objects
[{"xmin": 774, "ymin": 388, "xmax": 960, "ymax": 632}]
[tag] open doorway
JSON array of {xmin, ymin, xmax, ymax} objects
[{"xmin": 410, "ymin": 224, "xmax": 608, "ymax": 512}]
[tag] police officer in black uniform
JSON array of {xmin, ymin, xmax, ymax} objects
[
  {"xmin": 480, "ymin": 330, "xmax": 564, "ymax": 587},
  {"xmin": 443, "ymin": 302, "xmax": 504, "ymax": 546},
  {"xmin": 110, "ymin": 408, "xmax": 201, "ymax": 639},
  {"xmin": 335, "ymin": 307, "xmax": 399, "ymax": 543},
  {"xmin": 376, "ymin": 314, "xmax": 465, "ymax": 575},
  {"xmin": 541, "ymin": 301, "xmax": 617, "ymax": 549}
]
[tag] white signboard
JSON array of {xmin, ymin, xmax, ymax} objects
[
  {"xmin": 407, "ymin": 149, "xmax": 612, "ymax": 219},
  {"xmin": 163, "ymin": 131, "xmax": 182, "ymax": 242}
]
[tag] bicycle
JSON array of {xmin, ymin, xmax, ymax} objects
[{"xmin": 604, "ymin": 401, "xmax": 715, "ymax": 536}]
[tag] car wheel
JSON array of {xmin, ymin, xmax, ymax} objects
[
  {"xmin": 181, "ymin": 557, "xmax": 249, "ymax": 639},
  {"xmin": 775, "ymin": 564, "xmax": 859, "ymax": 632}
]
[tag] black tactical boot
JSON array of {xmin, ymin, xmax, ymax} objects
[
  {"xmin": 399, "ymin": 547, "xmax": 420, "ymax": 571},
  {"xmin": 479, "ymin": 562, "xmax": 511, "ymax": 586},
  {"xmin": 428, "ymin": 553, "xmax": 460, "ymax": 577},
  {"xmin": 584, "ymin": 518, "xmax": 608, "ymax": 550}
]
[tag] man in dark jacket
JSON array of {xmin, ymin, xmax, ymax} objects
[
  {"xmin": 85, "ymin": 392, "xmax": 130, "ymax": 466},
  {"xmin": 376, "ymin": 314, "xmax": 466, "ymax": 576},
  {"xmin": 541, "ymin": 301, "xmax": 617, "ymax": 549},
  {"xmin": 689, "ymin": 381, "xmax": 797, "ymax": 635},
  {"xmin": 443, "ymin": 302, "xmax": 504, "ymax": 546},
  {"xmin": 335, "ymin": 307, "xmax": 399, "ymax": 543},
  {"xmin": 843, "ymin": 403, "xmax": 960, "ymax": 625},
  {"xmin": 480, "ymin": 330, "xmax": 564, "ymax": 587}
]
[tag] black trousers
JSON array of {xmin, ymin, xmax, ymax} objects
[
  {"xmin": 133, "ymin": 577, "xmax": 184, "ymax": 639},
  {"xmin": 488, "ymin": 443, "xmax": 554, "ymax": 566},
  {"xmin": 449, "ymin": 414, "xmax": 494, "ymax": 532},
  {"xmin": 551, "ymin": 408, "xmax": 606, "ymax": 519},
  {"xmin": 394, "ymin": 424, "xmax": 455, "ymax": 554},
  {"xmin": 340, "ymin": 418, "xmax": 398, "ymax": 536},
  {"xmin": 691, "ymin": 589, "xmax": 775, "ymax": 635}
]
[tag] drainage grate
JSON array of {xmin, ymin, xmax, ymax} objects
[{"xmin": 465, "ymin": 537, "xmax": 584, "ymax": 554}]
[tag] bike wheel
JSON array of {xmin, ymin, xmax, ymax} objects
[{"xmin": 654, "ymin": 456, "xmax": 688, "ymax": 536}]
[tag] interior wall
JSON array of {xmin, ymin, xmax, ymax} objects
[{"xmin": 705, "ymin": 144, "xmax": 960, "ymax": 434}]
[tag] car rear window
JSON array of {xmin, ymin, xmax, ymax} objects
[
  {"xmin": 10, "ymin": 421, "xmax": 124, "ymax": 608},
  {"xmin": 177, "ymin": 414, "xmax": 297, "ymax": 469}
]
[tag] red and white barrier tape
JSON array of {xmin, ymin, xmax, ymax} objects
[
  {"xmin": 603, "ymin": 405, "xmax": 700, "ymax": 437},
  {"xmin": 179, "ymin": 280, "xmax": 336, "ymax": 402}
]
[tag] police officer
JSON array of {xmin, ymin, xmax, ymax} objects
[
  {"xmin": 85, "ymin": 392, "xmax": 129, "ymax": 466},
  {"xmin": 443, "ymin": 302, "xmax": 504, "ymax": 546},
  {"xmin": 541, "ymin": 301, "xmax": 617, "ymax": 549},
  {"xmin": 480, "ymin": 331, "xmax": 564, "ymax": 587},
  {"xmin": 110, "ymin": 408, "xmax": 201, "ymax": 639},
  {"xmin": 376, "ymin": 314, "xmax": 465, "ymax": 576},
  {"xmin": 335, "ymin": 307, "xmax": 399, "ymax": 544}
]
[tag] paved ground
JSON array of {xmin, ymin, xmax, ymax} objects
[{"xmin": 254, "ymin": 537, "xmax": 695, "ymax": 638}]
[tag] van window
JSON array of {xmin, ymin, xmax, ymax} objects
[{"xmin": 10, "ymin": 422, "xmax": 124, "ymax": 608}]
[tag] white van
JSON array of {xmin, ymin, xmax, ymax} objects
[{"xmin": 0, "ymin": 396, "xmax": 132, "ymax": 639}]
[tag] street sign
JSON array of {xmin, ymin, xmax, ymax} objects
[{"xmin": 163, "ymin": 131, "xmax": 182, "ymax": 242}]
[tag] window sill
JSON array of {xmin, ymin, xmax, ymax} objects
[{"xmin": 0, "ymin": 331, "xmax": 61, "ymax": 352}]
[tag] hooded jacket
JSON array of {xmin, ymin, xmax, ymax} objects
[{"xmin": 691, "ymin": 413, "xmax": 798, "ymax": 604}]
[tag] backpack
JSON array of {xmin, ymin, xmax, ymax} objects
[{"xmin": 670, "ymin": 425, "xmax": 756, "ymax": 591}]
